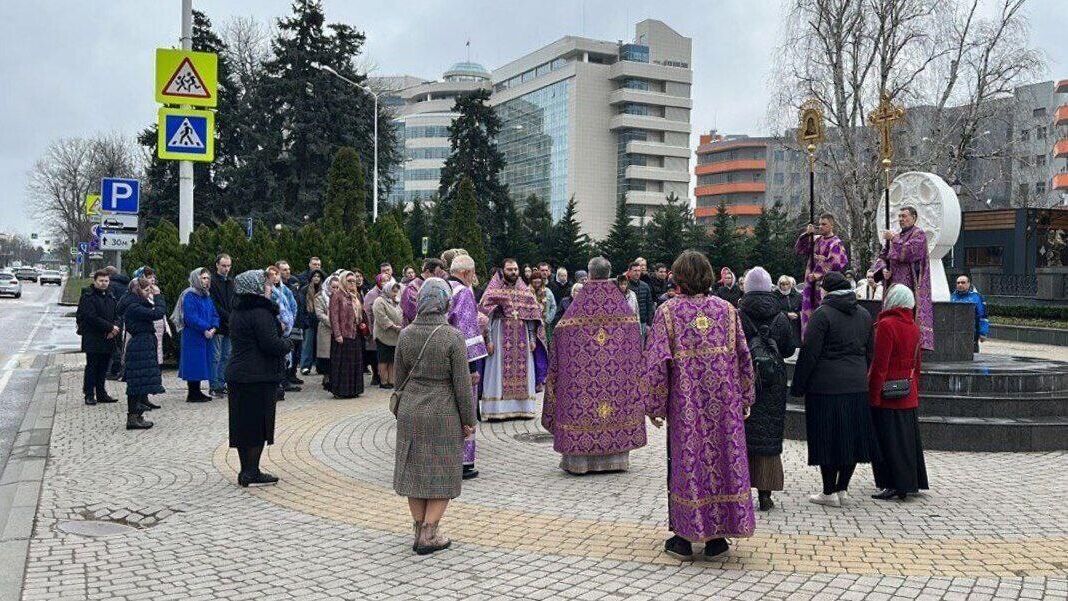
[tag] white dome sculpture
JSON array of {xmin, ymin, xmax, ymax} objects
[{"xmin": 880, "ymin": 172, "xmax": 961, "ymax": 302}]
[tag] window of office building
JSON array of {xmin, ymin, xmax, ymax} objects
[
  {"xmin": 497, "ymin": 80, "xmax": 571, "ymax": 220},
  {"xmin": 774, "ymin": 150, "xmax": 784, "ymax": 162},
  {"xmin": 1033, "ymin": 107, "xmax": 1048, "ymax": 118},
  {"xmin": 774, "ymin": 172, "xmax": 784, "ymax": 184},
  {"xmin": 406, "ymin": 125, "xmax": 450, "ymax": 139},
  {"xmin": 407, "ymin": 147, "xmax": 450, "ymax": 160},
  {"xmin": 1020, "ymin": 128, "xmax": 1030, "ymax": 141},
  {"xmin": 620, "ymin": 44, "xmax": 650, "ymax": 63},
  {"xmin": 405, "ymin": 168, "xmax": 441, "ymax": 182},
  {"xmin": 617, "ymin": 128, "xmax": 647, "ymax": 198},
  {"xmin": 623, "ymin": 78, "xmax": 650, "ymax": 91},
  {"xmin": 623, "ymin": 103, "xmax": 651, "ymax": 116},
  {"xmin": 1036, "ymin": 126, "xmax": 1047, "ymax": 139},
  {"xmin": 1036, "ymin": 154, "xmax": 1047, "ymax": 168},
  {"xmin": 965, "ymin": 246, "xmax": 1003, "ymax": 267},
  {"xmin": 1036, "ymin": 181, "xmax": 1046, "ymax": 194}
]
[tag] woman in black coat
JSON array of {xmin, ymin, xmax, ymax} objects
[
  {"xmin": 738, "ymin": 268, "xmax": 796, "ymax": 511},
  {"xmin": 790, "ymin": 271, "xmax": 877, "ymax": 508},
  {"xmin": 226, "ymin": 270, "xmax": 292, "ymax": 487},
  {"xmin": 120, "ymin": 278, "xmax": 167, "ymax": 430}
]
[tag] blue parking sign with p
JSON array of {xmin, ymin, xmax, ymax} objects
[{"xmin": 100, "ymin": 178, "xmax": 140, "ymax": 214}]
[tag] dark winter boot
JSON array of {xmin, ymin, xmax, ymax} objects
[{"xmin": 125, "ymin": 413, "xmax": 153, "ymax": 430}]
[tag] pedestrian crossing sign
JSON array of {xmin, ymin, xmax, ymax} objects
[
  {"xmin": 157, "ymin": 108, "xmax": 215, "ymax": 162},
  {"xmin": 155, "ymin": 49, "xmax": 217, "ymax": 107}
]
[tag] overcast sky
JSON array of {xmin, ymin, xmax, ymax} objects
[{"xmin": 1, "ymin": 0, "xmax": 1065, "ymax": 238}]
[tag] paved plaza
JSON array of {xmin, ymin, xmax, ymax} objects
[{"xmin": 7, "ymin": 352, "xmax": 1068, "ymax": 600}]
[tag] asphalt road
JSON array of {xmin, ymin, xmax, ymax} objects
[{"xmin": 0, "ymin": 279, "xmax": 78, "ymax": 475}]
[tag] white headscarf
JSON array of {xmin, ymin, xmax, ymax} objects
[{"xmin": 883, "ymin": 284, "xmax": 916, "ymax": 310}]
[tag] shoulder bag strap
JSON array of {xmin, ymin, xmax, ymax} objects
[{"xmin": 396, "ymin": 324, "xmax": 447, "ymax": 393}]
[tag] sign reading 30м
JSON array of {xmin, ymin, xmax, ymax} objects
[{"xmin": 155, "ymin": 49, "xmax": 217, "ymax": 107}]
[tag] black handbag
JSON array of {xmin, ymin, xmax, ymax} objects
[{"xmin": 881, "ymin": 341, "xmax": 920, "ymax": 400}]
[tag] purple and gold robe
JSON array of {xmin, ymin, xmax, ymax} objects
[
  {"xmin": 795, "ymin": 233, "xmax": 849, "ymax": 338},
  {"xmin": 400, "ymin": 277, "xmax": 423, "ymax": 326},
  {"xmin": 479, "ymin": 274, "xmax": 547, "ymax": 419},
  {"xmin": 870, "ymin": 226, "xmax": 934, "ymax": 350},
  {"xmin": 448, "ymin": 278, "xmax": 488, "ymax": 465},
  {"xmin": 641, "ymin": 295, "xmax": 756, "ymax": 543},
  {"xmin": 542, "ymin": 280, "xmax": 646, "ymax": 472}
]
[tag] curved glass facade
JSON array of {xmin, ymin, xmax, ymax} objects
[{"xmin": 497, "ymin": 80, "xmax": 571, "ymax": 219}]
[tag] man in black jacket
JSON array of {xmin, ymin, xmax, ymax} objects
[
  {"xmin": 649, "ymin": 263, "xmax": 671, "ymax": 304},
  {"xmin": 626, "ymin": 261, "xmax": 654, "ymax": 336},
  {"xmin": 77, "ymin": 269, "xmax": 120, "ymax": 405},
  {"xmin": 296, "ymin": 256, "xmax": 323, "ymax": 286},
  {"xmin": 209, "ymin": 254, "xmax": 235, "ymax": 397}
]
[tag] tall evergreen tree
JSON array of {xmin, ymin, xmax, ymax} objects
[
  {"xmin": 519, "ymin": 194, "xmax": 553, "ymax": 265},
  {"xmin": 405, "ymin": 196, "xmax": 431, "ymax": 258},
  {"xmin": 257, "ymin": 0, "xmax": 398, "ymax": 222},
  {"xmin": 321, "ymin": 147, "xmax": 370, "ymax": 272},
  {"xmin": 706, "ymin": 197, "xmax": 741, "ymax": 273},
  {"xmin": 598, "ymin": 196, "xmax": 643, "ymax": 273},
  {"xmin": 745, "ymin": 204, "xmax": 776, "ymax": 274},
  {"xmin": 446, "ymin": 177, "xmax": 487, "ymax": 276},
  {"xmin": 548, "ymin": 196, "xmax": 591, "ymax": 272},
  {"xmin": 438, "ymin": 89, "xmax": 509, "ymax": 261},
  {"xmin": 644, "ymin": 192, "xmax": 692, "ymax": 266},
  {"xmin": 372, "ymin": 213, "xmax": 415, "ymax": 273}
]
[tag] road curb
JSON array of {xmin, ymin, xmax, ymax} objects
[{"xmin": 0, "ymin": 356, "xmax": 60, "ymax": 601}]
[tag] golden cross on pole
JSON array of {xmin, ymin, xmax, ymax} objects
[
  {"xmin": 868, "ymin": 92, "xmax": 906, "ymax": 236},
  {"xmin": 868, "ymin": 92, "xmax": 905, "ymax": 167}
]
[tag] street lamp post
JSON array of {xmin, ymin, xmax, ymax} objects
[{"xmin": 314, "ymin": 63, "xmax": 379, "ymax": 222}]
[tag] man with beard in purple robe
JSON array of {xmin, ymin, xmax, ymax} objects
[
  {"xmin": 543, "ymin": 256, "xmax": 646, "ymax": 475},
  {"xmin": 445, "ymin": 252, "xmax": 488, "ymax": 479},
  {"xmin": 641, "ymin": 250, "xmax": 756, "ymax": 561},
  {"xmin": 479, "ymin": 259, "xmax": 547, "ymax": 420},
  {"xmin": 868, "ymin": 206, "xmax": 935, "ymax": 350}
]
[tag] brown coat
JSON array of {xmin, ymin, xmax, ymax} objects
[
  {"xmin": 329, "ymin": 291, "xmax": 361, "ymax": 340},
  {"xmin": 392, "ymin": 313, "xmax": 475, "ymax": 499}
]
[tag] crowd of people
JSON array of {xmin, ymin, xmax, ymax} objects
[{"xmin": 74, "ymin": 204, "xmax": 995, "ymax": 558}]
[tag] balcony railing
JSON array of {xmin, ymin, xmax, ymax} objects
[
  {"xmin": 1054, "ymin": 172, "xmax": 1068, "ymax": 191},
  {"xmin": 1056, "ymin": 105, "xmax": 1068, "ymax": 127}
]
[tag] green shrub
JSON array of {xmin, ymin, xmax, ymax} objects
[{"xmin": 986, "ymin": 304, "xmax": 1068, "ymax": 321}]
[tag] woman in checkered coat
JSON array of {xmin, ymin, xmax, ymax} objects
[{"xmin": 393, "ymin": 277, "xmax": 476, "ymax": 555}]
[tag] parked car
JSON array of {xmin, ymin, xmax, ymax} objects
[
  {"xmin": 0, "ymin": 272, "xmax": 22, "ymax": 298},
  {"xmin": 14, "ymin": 267, "xmax": 39, "ymax": 281},
  {"xmin": 38, "ymin": 270, "xmax": 62, "ymax": 285}
]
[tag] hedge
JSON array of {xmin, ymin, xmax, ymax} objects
[{"xmin": 986, "ymin": 304, "xmax": 1068, "ymax": 321}]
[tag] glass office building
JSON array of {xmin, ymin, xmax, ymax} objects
[{"xmin": 497, "ymin": 80, "xmax": 571, "ymax": 219}]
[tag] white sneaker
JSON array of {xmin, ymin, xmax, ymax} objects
[
  {"xmin": 837, "ymin": 490, "xmax": 850, "ymax": 504},
  {"xmin": 808, "ymin": 492, "xmax": 841, "ymax": 508}
]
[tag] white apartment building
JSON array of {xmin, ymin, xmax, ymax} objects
[{"xmin": 380, "ymin": 19, "xmax": 693, "ymax": 239}]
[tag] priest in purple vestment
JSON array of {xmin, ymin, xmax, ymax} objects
[
  {"xmin": 446, "ymin": 253, "xmax": 488, "ymax": 479},
  {"xmin": 641, "ymin": 250, "xmax": 756, "ymax": 561},
  {"xmin": 479, "ymin": 259, "xmax": 547, "ymax": 420},
  {"xmin": 543, "ymin": 257, "xmax": 646, "ymax": 475},
  {"xmin": 402, "ymin": 258, "xmax": 447, "ymax": 326},
  {"xmin": 868, "ymin": 206, "xmax": 934, "ymax": 350},
  {"xmin": 794, "ymin": 213, "xmax": 849, "ymax": 339}
]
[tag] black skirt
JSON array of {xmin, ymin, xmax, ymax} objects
[
  {"xmin": 376, "ymin": 341, "xmax": 395, "ymax": 363},
  {"xmin": 871, "ymin": 407, "xmax": 929, "ymax": 493},
  {"xmin": 228, "ymin": 381, "xmax": 278, "ymax": 448},
  {"xmin": 331, "ymin": 337, "xmax": 365, "ymax": 398},
  {"xmin": 804, "ymin": 392, "xmax": 879, "ymax": 467}
]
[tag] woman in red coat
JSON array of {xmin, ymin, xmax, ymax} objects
[{"xmin": 867, "ymin": 284, "xmax": 929, "ymax": 500}]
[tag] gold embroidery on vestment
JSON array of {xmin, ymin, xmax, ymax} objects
[{"xmin": 594, "ymin": 328, "xmax": 609, "ymax": 346}]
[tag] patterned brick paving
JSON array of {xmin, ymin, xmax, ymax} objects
[{"xmin": 20, "ymin": 355, "xmax": 1068, "ymax": 600}]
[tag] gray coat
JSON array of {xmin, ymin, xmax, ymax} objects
[
  {"xmin": 392, "ymin": 313, "xmax": 475, "ymax": 499},
  {"xmin": 314, "ymin": 294, "xmax": 332, "ymax": 359}
]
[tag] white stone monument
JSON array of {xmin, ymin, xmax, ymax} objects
[{"xmin": 877, "ymin": 171, "xmax": 960, "ymax": 302}]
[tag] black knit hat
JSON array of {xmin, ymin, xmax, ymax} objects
[{"xmin": 821, "ymin": 271, "xmax": 851, "ymax": 293}]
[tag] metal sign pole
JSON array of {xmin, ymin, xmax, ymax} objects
[{"xmin": 178, "ymin": 0, "xmax": 194, "ymax": 244}]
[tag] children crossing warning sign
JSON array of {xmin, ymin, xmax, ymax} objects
[
  {"xmin": 157, "ymin": 108, "xmax": 215, "ymax": 162},
  {"xmin": 155, "ymin": 49, "xmax": 218, "ymax": 107}
]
